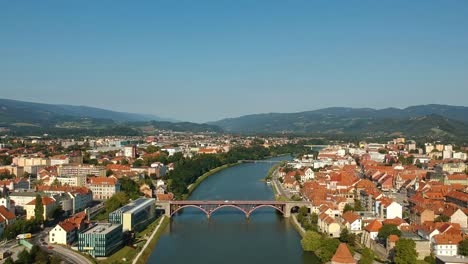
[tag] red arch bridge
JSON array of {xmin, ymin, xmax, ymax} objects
[{"xmin": 155, "ymin": 200, "xmax": 312, "ymax": 218}]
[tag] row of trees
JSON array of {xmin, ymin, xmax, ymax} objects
[
  {"xmin": 165, "ymin": 143, "xmax": 309, "ymax": 198},
  {"xmin": 4, "ymin": 245, "xmax": 61, "ymax": 264}
]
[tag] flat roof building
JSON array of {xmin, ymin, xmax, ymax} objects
[
  {"xmin": 109, "ymin": 198, "xmax": 156, "ymax": 232},
  {"xmin": 78, "ymin": 223, "xmax": 123, "ymax": 257}
]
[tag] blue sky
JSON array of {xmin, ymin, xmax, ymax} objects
[{"xmin": 1, "ymin": 1, "xmax": 467, "ymax": 122}]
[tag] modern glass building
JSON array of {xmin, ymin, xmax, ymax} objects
[
  {"xmin": 108, "ymin": 198, "xmax": 156, "ymax": 232},
  {"xmin": 78, "ymin": 223, "xmax": 123, "ymax": 257}
]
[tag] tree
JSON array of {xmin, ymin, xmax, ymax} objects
[
  {"xmin": 459, "ymin": 238, "xmax": 468, "ymax": 256},
  {"xmin": 360, "ymin": 248, "xmax": 374, "ymax": 264},
  {"xmin": 343, "ymin": 203, "xmax": 354, "ymax": 213},
  {"xmin": 339, "ymin": 227, "xmax": 357, "ymax": 246},
  {"xmin": 354, "ymin": 199, "xmax": 364, "ymax": 211},
  {"xmin": 316, "ymin": 238, "xmax": 340, "ymax": 263},
  {"xmin": 106, "ymin": 169, "xmax": 114, "ymax": 176},
  {"xmin": 301, "ymin": 231, "xmax": 322, "ymax": 251},
  {"xmin": 4, "ymin": 257, "xmax": 14, "ymax": 264},
  {"xmin": 394, "ymin": 238, "xmax": 417, "ymax": 264},
  {"xmin": 17, "ymin": 249, "xmax": 33, "ymax": 264},
  {"xmin": 424, "ymin": 256, "xmax": 436, "ymax": 264},
  {"xmin": 34, "ymin": 194, "xmax": 44, "ymax": 224},
  {"xmin": 377, "ymin": 224, "xmax": 401, "ymax": 242},
  {"xmin": 310, "ymin": 212, "xmax": 318, "ymax": 225},
  {"xmin": 298, "ymin": 206, "xmax": 309, "ymax": 216},
  {"xmin": 434, "ymin": 215, "xmax": 450, "ymax": 223}
]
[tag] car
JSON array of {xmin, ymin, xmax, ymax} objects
[
  {"xmin": 47, "ymin": 246, "xmax": 54, "ymax": 250},
  {"xmin": 42, "ymin": 242, "xmax": 47, "ymax": 246}
]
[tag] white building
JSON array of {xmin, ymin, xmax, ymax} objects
[
  {"xmin": 88, "ymin": 176, "xmax": 120, "ymax": 200},
  {"xmin": 49, "ymin": 222, "xmax": 76, "ymax": 245}
]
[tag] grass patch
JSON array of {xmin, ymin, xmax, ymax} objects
[
  {"xmin": 134, "ymin": 216, "xmax": 170, "ymax": 264},
  {"xmin": 99, "ymin": 246, "xmax": 137, "ymax": 264}
]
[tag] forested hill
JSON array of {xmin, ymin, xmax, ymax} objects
[{"xmin": 210, "ymin": 104, "xmax": 468, "ymax": 140}]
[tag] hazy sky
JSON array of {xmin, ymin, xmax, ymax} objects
[{"xmin": 1, "ymin": 1, "xmax": 467, "ymax": 122}]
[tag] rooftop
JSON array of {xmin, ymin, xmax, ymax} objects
[
  {"xmin": 82, "ymin": 223, "xmax": 121, "ymax": 235},
  {"xmin": 110, "ymin": 198, "xmax": 155, "ymax": 215}
]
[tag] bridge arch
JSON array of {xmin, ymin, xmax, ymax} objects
[
  {"xmin": 171, "ymin": 205, "xmax": 209, "ymax": 217},
  {"xmin": 209, "ymin": 204, "xmax": 249, "ymax": 217},
  {"xmin": 247, "ymin": 204, "xmax": 284, "ymax": 217}
]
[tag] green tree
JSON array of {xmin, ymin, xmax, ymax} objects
[
  {"xmin": 377, "ymin": 224, "xmax": 401, "ymax": 242},
  {"xmin": 339, "ymin": 227, "xmax": 357, "ymax": 246},
  {"xmin": 394, "ymin": 238, "xmax": 418, "ymax": 264},
  {"xmin": 459, "ymin": 238, "xmax": 468, "ymax": 256},
  {"xmin": 17, "ymin": 249, "xmax": 33, "ymax": 264},
  {"xmin": 316, "ymin": 238, "xmax": 340, "ymax": 263},
  {"xmin": 354, "ymin": 199, "xmax": 364, "ymax": 211},
  {"xmin": 106, "ymin": 169, "xmax": 114, "ymax": 176},
  {"xmin": 34, "ymin": 194, "xmax": 44, "ymax": 224},
  {"xmin": 310, "ymin": 212, "xmax": 318, "ymax": 225},
  {"xmin": 301, "ymin": 231, "xmax": 322, "ymax": 251},
  {"xmin": 360, "ymin": 248, "xmax": 375, "ymax": 264},
  {"xmin": 434, "ymin": 215, "xmax": 450, "ymax": 223},
  {"xmin": 424, "ymin": 255, "xmax": 436, "ymax": 264},
  {"xmin": 298, "ymin": 206, "xmax": 309, "ymax": 216},
  {"xmin": 3, "ymin": 257, "xmax": 14, "ymax": 264},
  {"xmin": 343, "ymin": 203, "xmax": 354, "ymax": 213}
]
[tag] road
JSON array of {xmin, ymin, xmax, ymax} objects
[
  {"xmin": 33, "ymin": 228, "xmax": 93, "ymax": 264},
  {"xmin": 271, "ymin": 167, "xmax": 294, "ymax": 199}
]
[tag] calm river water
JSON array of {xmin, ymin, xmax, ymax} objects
[{"xmin": 148, "ymin": 156, "xmax": 320, "ymax": 264}]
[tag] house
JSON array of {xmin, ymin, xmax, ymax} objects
[
  {"xmin": 376, "ymin": 197, "xmax": 402, "ymax": 219},
  {"xmin": 0, "ymin": 205, "xmax": 16, "ymax": 237},
  {"xmin": 432, "ymin": 232, "xmax": 464, "ymax": 257},
  {"xmin": 49, "ymin": 221, "xmax": 76, "ymax": 245},
  {"xmin": 440, "ymin": 206, "xmax": 467, "ymax": 229},
  {"xmin": 411, "ymin": 206, "xmax": 435, "ymax": 225},
  {"xmin": 49, "ymin": 211, "xmax": 88, "ymax": 245},
  {"xmin": 341, "ymin": 211, "xmax": 362, "ymax": 233},
  {"xmin": 87, "ymin": 176, "xmax": 120, "ymax": 200},
  {"xmin": 331, "ymin": 243, "xmax": 356, "ymax": 264},
  {"xmin": 318, "ymin": 213, "xmax": 341, "ymax": 238},
  {"xmin": 361, "ymin": 219, "xmax": 382, "ymax": 247},
  {"xmin": 25, "ymin": 196, "xmax": 57, "ymax": 220}
]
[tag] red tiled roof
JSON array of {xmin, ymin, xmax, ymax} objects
[
  {"xmin": 0, "ymin": 205, "xmax": 15, "ymax": 220},
  {"xmin": 88, "ymin": 176, "xmax": 118, "ymax": 186},
  {"xmin": 365, "ymin": 219, "xmax": 382, "ymax": 232},
  {"xmin": 388, "ymin": 234, "xmax": 400, "ymax": 243},
  {"xmin": 331, "ymin": 243, "xmax": 356, "ymax": 264},
  {"xmin": 342, "ymin": 211, "xmax": 360, "ymax": 225},
  {"xmin": 26, "ymin": 196, "xmax": 56, "ymax": 206}
]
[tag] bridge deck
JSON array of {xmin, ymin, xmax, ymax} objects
[{"xmin": 162, "ymin": 200, "xmax": 310, "ymax": 205}]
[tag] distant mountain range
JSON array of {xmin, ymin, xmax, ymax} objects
[
  {"xmin": 0, "ymin": 98, "xmax": 219, "ymax": 135},
  {"xmin": 210, "ymin": 105, "xmax": 468, "ymax": 140},
  {"xmin": 0, "ymin": 98, "xmax": 170, "ymax": 124},
  {"xmin": 1, "ymin": 98, "xmax": 467, "ymax": 140}
]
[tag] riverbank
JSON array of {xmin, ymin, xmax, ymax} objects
[
  {"xmin": 183, "ymin": 162, "xmax": 240, "ymax": 199},
  {"xmin": 133, "ymin": 216, "xmax": 169, "ymax": 264},
  {"xmin": 290, "ymin": 214, "xmax": 306, "ymax": 237}
]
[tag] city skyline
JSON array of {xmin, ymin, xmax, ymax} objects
[{"xmin": 1, "ymin": 1, "xmax": 468, "ymax": 122}]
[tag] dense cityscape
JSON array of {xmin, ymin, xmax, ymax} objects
[{"xmin": 0, "ymin": 132, "xmax": 466, "ymax": 263}]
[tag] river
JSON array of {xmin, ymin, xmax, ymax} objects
[{"xmin": 148, "ymin": 156, "xmax": 321, "ymax": 264}]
